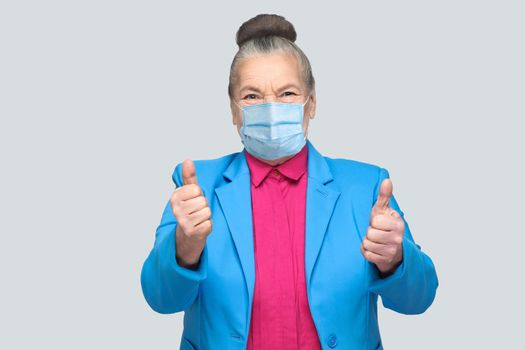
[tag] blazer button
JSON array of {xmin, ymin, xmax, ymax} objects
[{"xmin": 328, "ymin": 334, "xmax": 337, "ymax": 348}]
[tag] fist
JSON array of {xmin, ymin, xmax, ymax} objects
[
  {"xmin": 170, "ymin": 159, "xmax": 212, "ymax": 242},
  {"xmin": 360, "ymin": 178, "xmax": 405, "ymax": 277}
]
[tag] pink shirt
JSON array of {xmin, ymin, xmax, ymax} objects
[{"xmin": 245, "ymin": 144, "xmax": 322, "ymax": 350}]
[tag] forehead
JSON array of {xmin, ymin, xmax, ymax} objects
[{"xmin": 236, "ymin": 53, "xmax": 303, "ymax": 91}]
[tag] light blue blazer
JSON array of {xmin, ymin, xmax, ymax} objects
[{"xmin": 141, "ymin": 139, "xmax": 439, "ymax": 350}]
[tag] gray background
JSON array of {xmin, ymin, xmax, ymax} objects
[{"xmin": 1, "ymin": 0, "xmax": 523, "ymax": 349}]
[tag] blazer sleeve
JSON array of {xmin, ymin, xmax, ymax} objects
[
  {"xmin": 367, "ymin": 167, "xmax": 439, "ymax": 315},
  {"xmin": 140, "ymin": 162, "xmax": 209, "ymax": 314}
]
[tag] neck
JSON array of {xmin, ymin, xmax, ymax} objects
[{"xmin": 255, "ymin": 154, "xmax": 294, "ymax": 166}]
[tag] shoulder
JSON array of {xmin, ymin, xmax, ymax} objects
[
  {"xmin": 171, "ymin": 151, "xmax": 240, "ymax": 186},
  {"xmin": 323, "ymin": 155, "xmax": 389, "ymax": 187}
]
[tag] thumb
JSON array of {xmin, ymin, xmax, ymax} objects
[
  {"xmin": 373, "ymin": 178, "xmax": 393, "ymax": 213},
  {"xmin": 182, "ymin": 159, "xmax": 198, "ymax": 185}
]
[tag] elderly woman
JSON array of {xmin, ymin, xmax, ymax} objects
[{"xmin": 141, "ymin": 13, "xmax": 438, "ymax": 350}]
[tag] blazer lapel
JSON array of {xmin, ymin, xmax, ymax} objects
[
  {"xmin": 214, "ymin": 152, "xmax": 256, "ymax": 304},
  {"xmin": 214, "ymin": 140, "xmax": 341, "ymax": 307},
  {"xmin": 304, "ymin": 140, "xmax": 341, "ymax": 288}
]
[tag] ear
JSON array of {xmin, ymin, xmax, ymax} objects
[{"xmin": 306, "ymin": 91, "xmax": 316, "ymax": 119}]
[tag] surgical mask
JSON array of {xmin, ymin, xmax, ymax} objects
[{"xmin": 234, "ymin": 97, "xmax": 309, "ymax": 160}]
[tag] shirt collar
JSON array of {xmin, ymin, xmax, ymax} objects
[{"xmin": 244, "ymin": 144, "xmax": 308, "ymax": 187}]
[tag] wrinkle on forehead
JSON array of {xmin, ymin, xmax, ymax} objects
[{"xmin": 236, "ymin": 53, "xmax": 305, "ymax": 96}]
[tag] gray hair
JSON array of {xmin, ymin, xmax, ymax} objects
[{"xmin": 227, "ymin": 16, "xmax": 316, "ymax": 100}]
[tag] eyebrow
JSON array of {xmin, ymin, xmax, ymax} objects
[{"xmin": 239, "ymin": 83, "xmax": 302, "ymax": 95}]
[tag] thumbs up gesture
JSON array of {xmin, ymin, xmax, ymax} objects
[
  {"xmin": 360, "ymin": 178, "xmax": 404, "ymax": 277},
  {"xmin": 170, "ymin": 159, "xmax": 212, "ymax": 268}
]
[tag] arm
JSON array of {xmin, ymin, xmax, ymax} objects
[
  {"xmin": 140, "ymin": 162, "xmax": 209, "ymax": 314},
  {"xmin": 368, "ymin": 167, "xmax": 439, "ymax": 315}
]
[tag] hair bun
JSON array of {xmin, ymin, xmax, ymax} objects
[{"xmin": 236, "ymin": 14, "xmax": 297, "ymax": 47}]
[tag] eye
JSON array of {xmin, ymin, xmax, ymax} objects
[
  {"xmin": 282, "ymin": 91, "xmax": 297, "ymax": 96},
  {"xmin": 243, "ymin": 94, "xmax": 259, "ymax": 100}
]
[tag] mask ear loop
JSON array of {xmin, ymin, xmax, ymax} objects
[
  {"xmin": 301, "ymin": 95, "xmax": 311, "ymax": 141},
  {"xmin": 302, "ymin": 95, "xmax": 310, "ymax": 107},
  {"xmin": 233, "ymin": 99, "xmax": 248, "ymax": 137},
  {"xmin": 302, "ymin": 95, "xmax": 311, "ymax": 119},
  {"xmin": 232, "ymin": 99, "xmax": 244, "ymax": 111}
]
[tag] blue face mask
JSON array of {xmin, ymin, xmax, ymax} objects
[{"xmin": 234, "ymin": 97, "xmax": 310, "ymax": 161}]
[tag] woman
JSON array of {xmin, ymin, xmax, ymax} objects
[{"xmin": 141, "ymin": 14, "xmax": 438, "ymax": 350}]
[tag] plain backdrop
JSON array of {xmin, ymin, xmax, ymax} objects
[{"xmin": 1, "ymin": 1, "xmax": 523, "ymax": 349}]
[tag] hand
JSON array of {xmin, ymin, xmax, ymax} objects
[
  {"xmin": 170, "ymin": 159, "xmax": 212, "ymax": 267},
  {"xmin": 360, "ymin": 178, "xmax": 404, "ymax": 277}
]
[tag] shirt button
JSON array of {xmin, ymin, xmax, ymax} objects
[
  {"xmin": 271, "ymin": 169, "xmax": 280, "ymax": 178},
  {"xmin": 328, "ymin": 334, "xmax": 337, "ymax": 348}
]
